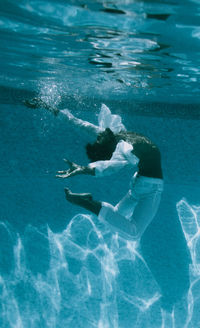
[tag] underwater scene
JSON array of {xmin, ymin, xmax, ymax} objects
[{"xmin": 1, "ymin": 0, "xmax": 200, "ymax": 327}]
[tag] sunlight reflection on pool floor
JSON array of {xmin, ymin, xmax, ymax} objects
[{"xmin": 0, "ymin": 198, "xmax": 200, "ymax": 327}]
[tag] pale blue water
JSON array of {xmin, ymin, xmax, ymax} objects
[{"xmin": 1, "ymin": 1, "xmax": 200, "ymax": 327}]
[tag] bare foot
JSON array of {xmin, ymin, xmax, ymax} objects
[
  {"xmin": 64, "ymin": 188, "xmax": 101, "ymax": 215},
  {"xmin": 64, "ymin": 188, "xmax": 93, "ymax": 205}
]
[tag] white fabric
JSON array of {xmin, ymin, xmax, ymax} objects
[
  {"xmin": 61, "ymin": 109, "xmax": 102, "ymax": 137},
  {"xmin": 98, "ymin": 104, "xmax": 126, "ymax": 133},
  {"xmin": 61, "ymin": 104, "xmax": 126, "ymax": 137},
  {"xmin": 99, "ymin": 175, "xmax": 164, "ymax": 240},
  {"xmin": 88, "ymin": 140, "xmax": 139, "ymax": 177}
]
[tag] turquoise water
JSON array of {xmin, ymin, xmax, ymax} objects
[{"xmin": 1, "ymin": 0, "xmax": 200, "ymax": 327}]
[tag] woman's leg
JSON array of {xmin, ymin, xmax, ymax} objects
[
  {"xmin": 114, "ymin": 190, "xmax": 138, "ymax": 219},
  {"xmin": 64, "ymin": 188, "xmax": 137, "ymax": 239},
  {"xmin": 129, "ymin": 190, "xmax": 162, "ymax": 238}
]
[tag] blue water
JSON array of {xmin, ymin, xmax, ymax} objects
[{"xmin": 1, "ymin": 0, "xmax": 200, "ymax": 327}]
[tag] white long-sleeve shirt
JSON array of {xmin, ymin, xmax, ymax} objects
[
  {"xmin": 59, "ymin": 104, "xmax": 126, "ymax": 138},
  {"xmin": 88, "ymin": 140, "xmax": 139, "ymax": 177}
]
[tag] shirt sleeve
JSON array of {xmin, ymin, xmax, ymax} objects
[
  {"xmin": 60, "ymin": 109, "xmax": 102, "ymax": 137},
  {"xmin": 88, "ymin": 140, "xmax": 139, "ymax": 177}
]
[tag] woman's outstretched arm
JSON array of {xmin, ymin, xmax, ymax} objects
[
  {"xmin": 24, "ymin": 98, "xmax": 101, "ymax": 137},
  {"xmin": 59, "ymin": 109, "xmax": 101, "ymax": 137}
]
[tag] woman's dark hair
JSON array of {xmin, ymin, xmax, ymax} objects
[{"xmin": 86, "ymin": 128, "xmax": 117, "ymax": 162}]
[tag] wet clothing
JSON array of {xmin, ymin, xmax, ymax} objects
[
  {"xmin": 99, "ymin": 174, "xmax": 164, "ymax": 240},
  {"xmin": 89, "ymin": 137, "xmax": 163, "ymax": 240}
]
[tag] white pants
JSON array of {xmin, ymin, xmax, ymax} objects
[{"xmin": 99, "ymin": 174, "xmax": 164, "ymax": 240}]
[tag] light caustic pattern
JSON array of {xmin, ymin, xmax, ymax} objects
[
  {"xmin": 0, "ymin": 215, "xmax": 161, "ymax": 328},
  {"xmin": 176, "ymin": 199, "xmax": 200, "ymax": 328},
  {"xmin": 0, "ymin": 204, "xmax": 200, "ymax": 328}
]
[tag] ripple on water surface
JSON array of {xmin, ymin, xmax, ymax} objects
[{"xmin": 0, "ymin": 0, "xmax": 200, "ymax": 103}]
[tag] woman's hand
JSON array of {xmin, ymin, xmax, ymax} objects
[
  {"xmin": 56, "ymin": 159, "xmax": 84, "ymax": 179},
  {"xmin": 24, "ymin": 98, "xmax": 59, "ymax": 116}
]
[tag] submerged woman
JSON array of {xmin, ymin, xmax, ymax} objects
[
  {"xmin": 25, "ymin": 99, "xmax": 163, "ymax": 240},
  {"xmin": 55, "ymin": 104, "xmax": 164, "ymax": 241}
]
